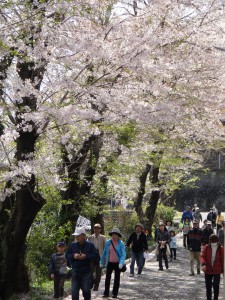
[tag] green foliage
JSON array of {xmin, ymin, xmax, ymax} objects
[
  {"xmin": 26, "ymin": 185, "xmax": 73, "ymax": 284},
  {"xmin": 153, "ymin": 204, "xmax": 176, "ymax": 225},
  {"xmin": 103, "ymin": 208, "xmax": 138, "ymax": 240},
  {"xmin": 115, "ymin": 121, "xmax": 138, "ymax": 148}
]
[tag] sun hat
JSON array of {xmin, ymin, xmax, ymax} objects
[
  {"xmin": 109, "ymin": 228, "xmax": 122, "ymax": 237},
  {"xmin": 135, "ymin": 223, "xmax": 143, "ymax": 229},
  {"xmin": 94, "ymin": 223, "xmax": 102, "ymax": 228},
  {"xmin": 72, "ymin": 227, "xmax": 86, "ymax": 236}
]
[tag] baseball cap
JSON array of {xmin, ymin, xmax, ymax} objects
[
  {"xmin": 193, "ymin": 219, "xmax": 199, "ymax": 224},
  {"xmin": 72, "ymin": 227, "xmax": 86, "ymax": 236},
  {"xmin": 57, "ymin": 241, "xmax": 66, "ymax": 247}
]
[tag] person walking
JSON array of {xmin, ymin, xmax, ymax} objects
[
  {"xmin": 193, "ymin": 207, "xmax": 202, "ymax": 223},
  {"xmin": 100, "ymin": 228, "xmax": 126, "ymax": 299},
  {"xmin": 49, "ymin": 241, "xmax": 67, "ymax": 300},
  {"xmin": 216, "ymin": 211, "xmax": 224, "ymax": 233},
  {"xmin": 154, "ymin": 220, "xmax": 166, "ymax": 261},
  {"xmin": 126, "ymin": 223, "xmax": 148, "ymax": 277},
  {"xmin": 88, "ymin": 223, "xmax": 106, "ymax": 291},
  {"xmin": 66, "ymin": 227, "xmax": 99, "ymax": 300},
  {"xmin": 156, "ymin": 222, "xmax": 171, "ymax": 271},
  {"xmin": 182, "ymin": 217, "xmax": 191, "ymax": 248},
  {"xmin": 187, "ymin": 219, "xmax": 203, "ymax": 276},
  {"xmin": 201, "ymin": 234, "xmax": 224, "ymax": 300},
  {"xmin": 207, "ymin": 208, "xmax": 217, "ymax": 230},
  {"xmin": 218, "ymin": 221, "xmax": 225, "ymax": 245},
  {"xmin": 202, "ymin": 221, "xmax": 214, "ymax": 247},
  {"xmin": 169, "ymin": 230, "xmax": 177, "ymax": 261},
  {"xmin": 181, "ymin": 206, "xmax": 193, "ymax": 223}
]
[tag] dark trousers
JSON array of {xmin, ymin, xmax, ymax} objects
[
  {"xmin": 72, "ymin": 271, "xmax": 92, "ymax": 300},
  {"xmin": 158, "ymin": 247, "xmax": 168, "ymax": 270},
  {"xmin": 183, "ymin": 234, "xmax": 188, "ymax": 247},
  {"xmin": 205, "ymin": 274, "xmax": 220, "ymax": 300},
  {"xmin": 217, "ymin": 225, "xmax": 222, "ymax": 233},
  {"xmin": 53, "ymin": 275, "xmax": 66, "ymax": 298},
  {"xmin": 104, "ymin": 262, "xmax": 121, "ymax": 297},
  {"xmin": 90, "ymin": 259, "xmax": 102, "ymax": 288},
  {"xmin": 170, "ymin": 248, "xmax": 176, "ymax": 259}
]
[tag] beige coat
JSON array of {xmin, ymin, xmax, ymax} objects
[{"xmin": 88, "ymin": 234, "xmax": 106, "ymax": 257}]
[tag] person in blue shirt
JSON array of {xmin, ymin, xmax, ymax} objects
[
  {"xmin": 181, "ymin": 206, "xmax": 193, "ymax": 222},
  {"xmin": 100, "ymin": 228, "xmax": 126, "ymax": 299},
  {"xmin": 66, "ymin": 227, "xmax": 99, "ymax": 300}
]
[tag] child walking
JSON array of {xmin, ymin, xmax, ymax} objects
[
  {"xmin": 49, "ymin": 241, "xmax": 67, "ymax": 300},
  {"xmin": 169, "ymin": 231, "xmax": 177, "ymax": 261},
  {"xmin": 183, "ymin": 217, "xmax": 191, "ymax": 248}
]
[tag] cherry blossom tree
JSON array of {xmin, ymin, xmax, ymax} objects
[{"xmin": 0, "ymin": 0, "xmax": 225, "ymax": 297}]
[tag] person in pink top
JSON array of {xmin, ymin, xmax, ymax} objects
[{"xmin": 100, "ymin": 228, "xmax": 126, "ymax": 298}]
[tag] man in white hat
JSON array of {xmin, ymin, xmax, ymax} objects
[
  {"xmin": 66, "ymin": 227, "xmax": 99, "ymax": 300},
  {"xmin": 88, "ymin": 224, "xmax": 106, "ymax": 291}
]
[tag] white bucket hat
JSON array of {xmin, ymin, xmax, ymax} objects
[
  {"xmin": 72, "ymin": 227, "xmax": 86, "ymax": 236},
  {"xmin": 109, "ymin": 228, "xmax": 122, "ymax": 237}
]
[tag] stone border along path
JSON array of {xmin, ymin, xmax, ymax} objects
[{"xmin": 63, "ymin": 233, "xmax": 224, "ymax": 300}]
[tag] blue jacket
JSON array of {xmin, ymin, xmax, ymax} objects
[
  {"xmin": 100, "ymin": 239, "xmax": 126, "ymax": 267},
  {"xmin": 66, "ymin": 240, "xmax": 99, "ymax": 273},
  {"xmin": 182, "ymin": 210, "xmax": 193, "ymax": 222}
]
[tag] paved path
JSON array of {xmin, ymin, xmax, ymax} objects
[{"xmin": 63, "ymin": 233, "xmax": 225, "ymax": 300}]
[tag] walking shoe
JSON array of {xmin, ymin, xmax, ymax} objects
[
  {"xmin": 174, "ymin": 257, "xmax": 176, "ymax": 260},
  {"xmin": 93, "ymin": 286, "xmax": 99, "ymax": 291},
  {"xmin": 129, "ymin": 274, "xmax": 134, "ymax": 277},
  {"xmin": 189, "ymin": 272, "xmax": 194, "ymax": 276},
  {"xmin": 102, "ymin": 295, "xmax": 109, "ymax": 298},
  {"xmin": 112, "ymin": 295, "xmax": 117, "ymax": 298},
  {"xmin": 197, "ymin": 270, "xmax": 200, "ymax": 274},
  {"xmin": 137, "ymin": 274, "xmax": 142, "ymax": 277},
  {"xmin": 158, "ymin": 268, "xmax": 163, "ymax": 271}
]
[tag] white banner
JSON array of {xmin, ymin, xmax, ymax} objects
[{"xmin": 76, "ymin": 215, "xmax": 91, "ymax": 230}]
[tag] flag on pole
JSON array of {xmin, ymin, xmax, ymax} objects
[{"xmin": 76, "ymin": 215, "xmax": 91, "ymax": 230}]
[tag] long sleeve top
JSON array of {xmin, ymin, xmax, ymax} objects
[
  {"xmin": 201, "ymin": 244, "xmax": 224, "ymax": 275},
  {"xmin": 126, "ymin": 231, "xmax": 148, "ymax": 252},
  {"xmin": 187, "ymin": 227, "xmax": 203, "ymax": 252},
  {"xmin": 66, "ymin": 240, "xmax": 99, "ymax": 273},
  {"xmin": 156, "ymin": 230, "xmax": 171, "ymax": 244},
  {"xmin": 100, "ymin": 239, "xmax": 126, "ymax": 267}
]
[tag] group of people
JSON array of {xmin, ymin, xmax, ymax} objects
[
  {"xmin": 49, "ymin": 222, "xmax": 148, "ymax": 300},
  {"xmin": 49, "ymin": 205, "xmax": 225, "ymax": 300},
  {"xmin": 180, "ymin": 205, "xmax": 225, "ymax": 300}
]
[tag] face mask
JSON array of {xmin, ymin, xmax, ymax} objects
[{"xmin": 211, "ymin": 242, "xmax": 218, "ymax": 246}]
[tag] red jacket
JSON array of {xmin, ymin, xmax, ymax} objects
[{"xmin": 201, "ymin": 244, "xmax": 224, "ymax": 275}]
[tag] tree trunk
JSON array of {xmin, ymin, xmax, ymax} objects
[
  {"xmin": 0, "ymin": 52, "xmax": 46, "ymax": 298},
  {"xmin": 0, "ymin": 186, "xmax": 45, "ymax": 299},
  {"xmin": 145, "ymin": 189, "xmax": 161, "ymax": 237},
  {"xmin": 134, "ymin": 163, "xmax": 151, "ymax": 223},
  {"xmin": 0, "ymin": 116, "xmax": 45, "ymax": 299},
  {"xmin": 60, "ymin": 133, "xmax": 103, "ymax": 227}
]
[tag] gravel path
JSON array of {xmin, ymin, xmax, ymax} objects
[{"xmin": 63, "ymin": 233, "xmax": 224, "ymax": 300}]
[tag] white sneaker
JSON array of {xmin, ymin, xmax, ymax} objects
[{"xmin": 129, "ymin": 274, "xmax": 134, "ymax": 277}]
